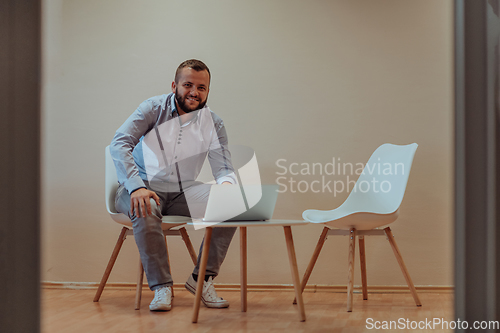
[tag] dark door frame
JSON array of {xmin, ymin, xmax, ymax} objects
[
  {"xmin": 0, "ymin": 0, "xmax": 41, "ymax": 332},
  {"xmin": 455, "ymin": 0, "xmax": 500, "ymax": 331}
]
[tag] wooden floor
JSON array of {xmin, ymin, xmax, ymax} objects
[{"xmin": 42, "ymin": 288, "xmax": 453, "ymax": 333}]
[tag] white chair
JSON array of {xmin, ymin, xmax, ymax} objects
[
  {"xmin": 296, "ymin": 143, "xmax": 421, "ymax": 312},
  {"xmin": 93, "ymin": 146, "xmax": 198, "ymax": 309}
]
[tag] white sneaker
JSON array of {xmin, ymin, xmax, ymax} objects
[
  {"xmin": 185, "ymin": 275, "xmax": 229, "ymax": 308},
  {"xmin": 149, "ymin": 286, "xmax": 172, "ymax": 311}
]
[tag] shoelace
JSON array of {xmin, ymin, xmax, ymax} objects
[
  {"xmin": 203, "ymin": 279, "xmax": 222, "ymax": 301},
  {"xmin": 152, "ymin": 287, "xmax": 169, "ymax": 303}
]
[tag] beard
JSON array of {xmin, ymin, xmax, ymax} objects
[{"xmin": 175, "ymin": 88, "xmax": 207, "ymax": 114}]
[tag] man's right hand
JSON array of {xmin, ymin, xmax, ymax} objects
[{"xmin": 130, "ymin": 188, "xmax": 161, "ymax": 218}]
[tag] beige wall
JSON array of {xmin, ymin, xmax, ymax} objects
[{"xmin": 42, "ymin": 0, "xmax": 454, "ymax": 287}]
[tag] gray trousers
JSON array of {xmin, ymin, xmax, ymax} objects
[{"xmin": 115, "ymin": 181, "xmax": 236, "ymax": 290}]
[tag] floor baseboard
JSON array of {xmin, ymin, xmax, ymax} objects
[{"xmin": 42, "ymin": 281, "xmax": 453, "ymax": 294}]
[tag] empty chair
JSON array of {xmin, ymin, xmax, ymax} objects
[{"xmin": 297, "ymin": 143, "xmax": 421, "ymax": 312}]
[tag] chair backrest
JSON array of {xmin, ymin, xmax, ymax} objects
[
  {"xmin": 105, "ymin": 146, "xmax": 120, "ymax": 214},
  {"xmin": 340, "ymin": 143, "xmax": 418, "ymax": 215},
  {"xmin": 105, "ymin": 146, "xmax": 192, "ymax": 226}
]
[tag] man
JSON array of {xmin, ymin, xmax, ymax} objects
[{"xmin": 110, "ymin": 59, "xmax": 237, "ymax": 311}]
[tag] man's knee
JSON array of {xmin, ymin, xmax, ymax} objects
[
  {"xmin": 149, "ymin": 198, "xmax": 162, "ymax": 216},
  {"xmin": 131, "ymin": 199, "xmax": 162, "ymax": 231}
]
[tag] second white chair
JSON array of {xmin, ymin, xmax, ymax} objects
[{"xmin": 296, "ymin": 143, "xmax": 421, "ymax": 312}]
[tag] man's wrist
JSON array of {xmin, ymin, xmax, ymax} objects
[
  {"xmin": 216, "ymin": 174, "xmax": 236, "ymax": 185},
  {"xmin": 130, "ymin": 187, "xmax": 147, "ymax": 195}
]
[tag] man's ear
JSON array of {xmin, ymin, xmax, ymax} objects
[{"xmin": 171, "ymin": 81, "xmax": 176, "ymax": 94}]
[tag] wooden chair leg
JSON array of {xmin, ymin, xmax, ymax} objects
[
  {"xmin": 179, "ymin": 227, "xmax": 198, "ymax": 265},
  {"xmin": 134, "ymin": 259, "xmax": 144, "ymax": 310},
  {"xmin": 384, "ymin": 227, "xmax": 422, "ymax": 307},
  {"xmin": 293, "ymin": 226, "xmax": 329, "ymax": 304},
  {"xmin": 164, "ymin": 235, "xmax": 174, "ymax": 297},
  {"xmin": 359, "ymin": 236, "xmax": 368, "ymax": 300},
  {"xmin": 93, "ymin": 227, "xmax": 128, "ymax": 302},
  {"xmin": 347, "ymin": 228, "xmax": 356, "ymax": 312}
]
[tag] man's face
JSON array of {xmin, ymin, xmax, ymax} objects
[{"xmin": 171, "ymin": 67, "xmax": 210, "ymax": 115}]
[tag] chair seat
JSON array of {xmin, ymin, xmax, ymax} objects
[
  {"xmin": 109, "ymin": 212, "xmax": 192, "ymax": 229},
  {"xmin": 303, "ymin": 209, "xmax": 399, "ymax": 230}
]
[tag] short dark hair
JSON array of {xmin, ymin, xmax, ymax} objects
[{"xmin": 175, "ymin": 59, "xmax": 211, "ymax": 83}]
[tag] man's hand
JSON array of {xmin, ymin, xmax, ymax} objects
[
  {"xmin": 221, "ymin": 181, "xmax": 232, "ymax": 185},
  {"xmin": 130, "ymin": 188, "xmax": 161, "ymax": 218}
]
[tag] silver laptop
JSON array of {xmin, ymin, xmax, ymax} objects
[{"xmin": 202, "ymin": 184, "xmax": 278, "ymax": 222}]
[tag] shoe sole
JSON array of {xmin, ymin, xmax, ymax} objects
[
  {"xmin": 184, "ymin": 281, "xmax": 229, "ymax": 308},
  {"xmin": 149, "ymin": 304, "xmax": 171, "ymax": 311}
]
